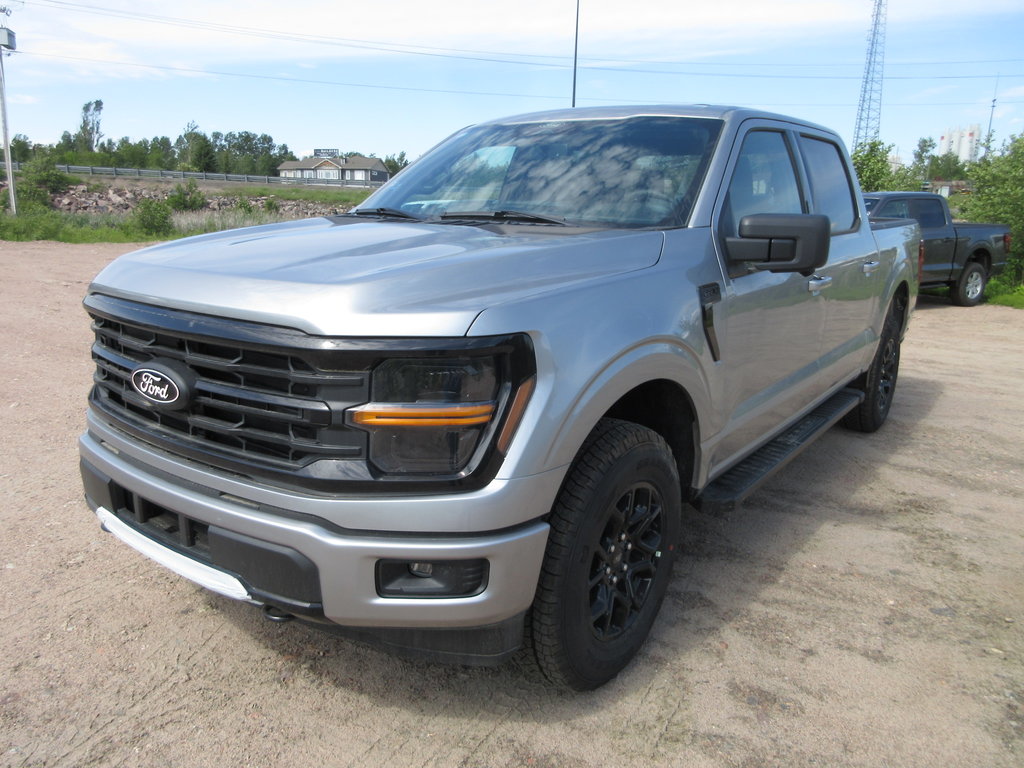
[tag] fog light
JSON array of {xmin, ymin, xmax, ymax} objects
[
  {"xmin": 376, "ymin": 559, "xmax": 488, "ymax": 598},
  {"xmin": 409, "ymin": 562, "xmax": 434, "ymax": 578}
]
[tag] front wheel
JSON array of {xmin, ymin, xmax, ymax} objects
[
  {"xmin": 531, "ymin": 419, "xmax": 681, "ymax": 690},
  {"xmin": 952, "ymin": 262, "xmax": 987, "ymax": 306}
]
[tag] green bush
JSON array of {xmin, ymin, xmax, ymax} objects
[
  {"xmin": 263, "ymin": 197, "xmax": 280, "ymax": 213},
  {"xmin": 235, "ymin": 196, "xmax": 254, "ymax": 214},
  {"xmin": 18, "ymin": 186, "xmax": 53, "ymax": 209},
  {"xmin": 133, "ymin": 198, "xmax": 174, "ymax": 236},
  {"xmin": 21, "ymin": 155, "xmax": 73, "ymax": 195},
  {"xmin": 166, "ymin": 179, "xmax": 207, "ymax": 211}
]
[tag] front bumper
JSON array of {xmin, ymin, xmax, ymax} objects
[{"xmin": 79, "ymin": 426, "xmax": 550, "ymax": 638}]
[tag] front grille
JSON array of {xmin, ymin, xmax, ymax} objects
[
  {"xmin": 86, "ymin": 294, "xmax": 371, "ymax": 488},
  {"xmin": 85, "ymin": 293, "xmax": 532, "ymax": 493}
]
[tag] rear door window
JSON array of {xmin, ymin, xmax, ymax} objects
[
  {"xmin": 909, "ymin": 197, "xmax": 947, "ymax": 229},
  {"xmin": 799, "ymin": 136, "xmax": 858, "ymax": 233}
]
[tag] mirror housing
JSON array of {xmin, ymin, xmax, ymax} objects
[{"xmin": 726, "ymin": 213, "xmax": 830, "ymax": 274}]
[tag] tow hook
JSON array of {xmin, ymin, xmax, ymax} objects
[{"xmin": 261, "ymin": 604, "xmax": 295, "ymax": 623}]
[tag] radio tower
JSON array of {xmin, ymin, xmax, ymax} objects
[{"xmin": 853, "ymin": 0, "xmax": 887, "ymax": 149}]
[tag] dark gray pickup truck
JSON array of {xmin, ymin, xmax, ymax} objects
[{"xmin": 864, "ymin": 191, "xmax": 1010, "ymax": 306}]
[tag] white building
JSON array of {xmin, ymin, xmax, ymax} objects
[{"xmin": 938, "ymin": 125, "xmax": 981, "ymax": 164}]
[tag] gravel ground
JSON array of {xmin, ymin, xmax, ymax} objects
[{"xmin": 1, "ymin": 240, "xmax": 1021, "ymax": 768}]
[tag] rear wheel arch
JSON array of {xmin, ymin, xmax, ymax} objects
[
  {"xmin": 892, "ymin": 281, "xmax": 911, "ymax": 335},
  {"xmin": 967, "ymin": 249, "xmax": 991, "ymax": 274}
]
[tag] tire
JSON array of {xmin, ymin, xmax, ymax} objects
[
  {"xmin": 952, "ymin": 262, "xmax": 987, "ymax": 306},
  {"xmin": 843, "ymin": 297, "xmax": 903, "ymax": 433},
  {"xmin": 531, "ymin": 418, "xmax": 681, "ymax": 690}
]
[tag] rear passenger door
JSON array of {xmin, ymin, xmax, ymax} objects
[
  {"xmin": 909, "ymin": 196, "xmax": 957, "ymax": 282},
  {"xmin": 797, "ymin": 133, "xmax": 884, "ymax": 391},
  {"xmin": 709, "ymin": 126, "xmax": 827, "ymax": 474}
]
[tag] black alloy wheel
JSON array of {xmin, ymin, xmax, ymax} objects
[
  {"xmin": 588, "ymin": 482, "xmax": 665, "ymax": 641},
  {"xmin": 531, "ymin": 418, "xmax": 681, "ymax": 690}
]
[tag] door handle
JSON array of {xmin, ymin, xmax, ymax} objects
[
  {"xmin": 862, "ymin": 260, "xmax": 881, "ymax": 275},
  {"xmin": 808, "ymin": 275, "xmax": 833, "ymax": 292}
]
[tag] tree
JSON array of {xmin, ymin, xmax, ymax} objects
[
  {"xmin": 961, "ymin": 135, "xmax": 1024, "ymax": 284},
  {"xmin": 10, "ymin": 134, "xmax": 32, "ymax": 163},
  {"xmin": 114, "ymin": 136, "xmax": 149, "ymax": 169},
  {"xmin": 913, "ymin": 137, "xmax": 936, "ymax": 169},
  {"xmin": 383, "ymin": 151, "xmax": 409, "ymax": 175},
  {"xmin": 927, "ymin": 152, "xmax": 967, "ymax": 181},
  {"xmin": 148, "ymin": 136, "xmax": 176, "ymax": 170},
  {"xmin": 74, "ymin": 100, "xmax": 104, "ymax": 153},
  {"xmin": 175, "ymin": 125, "xmax": 217, "ymax": 172},
  {"xmin": 851, "ymin": 140, "xmax": 895, "ymax": 192}
]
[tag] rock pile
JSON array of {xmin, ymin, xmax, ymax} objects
[{"xmin": 46, "ymin": 184, "xmax": 351, "ymax": 219}]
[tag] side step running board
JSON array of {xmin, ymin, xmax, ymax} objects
[{"xmin": 697, "ymin": 388, "xmax": 864, "ymax": 514}]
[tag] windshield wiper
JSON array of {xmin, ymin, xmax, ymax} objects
[
  {"xmin": 350, "ymin": 207, "xmax": 423, "ymax": 220},
  {"xmin": 439, "ymin": 209, "xmax": 569, "ymax": 226}
]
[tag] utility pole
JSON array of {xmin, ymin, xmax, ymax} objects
[
  {"xmin": 571, "ymin": 0, "xmax": 579, "ymax": 108},
  {"xmin": 853, "ymin": 0, "xmax": 887, "ymax": 150},
  {"xmin": 985, "ymin": 76, "xmax": 999, "ymax": 157},
  {"xmin": 0, "ymin": 5, "xmax": 15, "ymax": 215}
]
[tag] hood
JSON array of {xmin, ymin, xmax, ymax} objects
[{"xmin": 89, "ymin": 217, "xmax": 665, "ymax": 336}]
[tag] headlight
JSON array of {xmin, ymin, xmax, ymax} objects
[{"xmin": 347, "ymin": 336, "xmax": 535, "ymax": 477}]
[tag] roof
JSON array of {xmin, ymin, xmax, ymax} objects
[{"xmin": 472, "ymin": 104, "xmax": 835, "ymax": 138}]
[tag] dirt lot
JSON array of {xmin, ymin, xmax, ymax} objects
[{"xmin": 1, "ymin": 240, "xmax": 1021, "ymax": 768}]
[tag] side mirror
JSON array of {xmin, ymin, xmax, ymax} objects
[{"xmin": 726, "ymin": 213, "xmax": 830, "ymax": 274}]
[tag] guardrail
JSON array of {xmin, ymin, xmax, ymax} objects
[{"xmin": 9, "ymin": 162, "xmax": 384, "ymax": 189}]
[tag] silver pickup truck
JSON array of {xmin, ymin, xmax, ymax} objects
[{"xmin": 80, "ymin": 105, "xmax": 919, "ymax": 690}]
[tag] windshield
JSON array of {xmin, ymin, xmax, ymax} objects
[{"xmin": 360, "ymin": 116, "xmax": 723, "ymax": 228}]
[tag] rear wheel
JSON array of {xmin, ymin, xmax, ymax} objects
[
  {"xmin": 843, "ymin": 297, "xmax": 903, "ymax": 433},
  {"xmin": 531, "ymin": 418, "xmax": 681, "ymax": 690},
  {"xmin": 952, "ymin": 262, "xmax": 987, "ymax": 306}
]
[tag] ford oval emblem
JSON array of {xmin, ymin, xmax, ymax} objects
[{"xmin": 130, "ymin": 362, "xmax": 191, "ymax": 409}]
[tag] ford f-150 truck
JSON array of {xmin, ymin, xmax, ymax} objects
[
  {"xmin": 80, "ymin": 105, "xmax": 919, "ymax": 690},
  {"xmin": 864, "ymin": 191, "xmax": 1009, "ymax": 306}
]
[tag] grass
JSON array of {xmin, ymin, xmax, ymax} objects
[
  {"xmin": 0, "ymin": 207, "xmax": 147, "ymax": 243},
  {"xmin": 986, "ymin": 283, "xmax": 1024, "ymax": 309},
  {"xmin": 172, "ymin": 208, "xmax": 295, "ymax": 235},
  {"xmin": 0, "ymin": 185, "xmax": 373, "ymax": 243},
  {"xmin": 230, "ymin": 185, "xmax": 371, "ymax": 206}
]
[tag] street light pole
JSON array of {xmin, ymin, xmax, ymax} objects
[
  {"xmin": 0, "ymin": 20, "xmax": 15, "ymax": 215},
  {"xmin": 571, "ymin": 0, "xmax": 579, "ymax": 108}
]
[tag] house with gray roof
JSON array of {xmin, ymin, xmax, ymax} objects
[{"xmin": 277, "ymin": 155, "xmax": 389, "ymax": 185}]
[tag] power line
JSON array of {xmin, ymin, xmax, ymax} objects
[
  {"xmin": 19, "ymin": 0, "xmax": 1024, "ymax": 79},
  {"xmin": 16, "ymin": 50, "xmax": 572, "ymax": 100},
  {"xmin": 18, "ymin": 50, "xmax": 1024, "ymax": 108}
]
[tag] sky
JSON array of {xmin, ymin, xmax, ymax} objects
[{"xmin": 2, "ymin": 0, "xmax": 1023, "ymax": 165}]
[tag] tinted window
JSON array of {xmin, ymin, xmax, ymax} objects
[
  {"xmin": 910, "ymin": 198, "xmax": 947, "ymax": 229},
  {"xmin": 721, "ymin": 130, "xmax": 803, "ymax": 237},
  {"xmin": 362, "ymin": 116, "xmax": 723, "ymax": 228},
  {"xmin": 800, "ymin": 136, "xmax": 857, "ymax": 233},
  {"xmin": 871, "ymin": 197, "xmax": 910, "ymax": 219}
]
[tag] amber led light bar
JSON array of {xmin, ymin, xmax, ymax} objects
[{"xmin": 350, "ymin": 402, "xmax": 496, "ymax": 427}]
